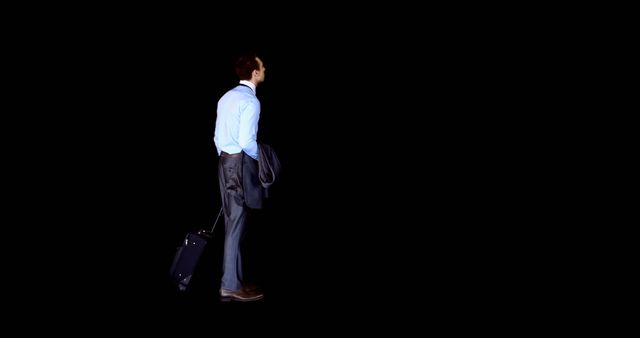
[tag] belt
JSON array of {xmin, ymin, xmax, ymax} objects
[{"xmin": 221, "ymin": 151, "xmax": 242, "ymax": 158}]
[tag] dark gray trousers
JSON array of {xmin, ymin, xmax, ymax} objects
[{"xmin": 218, "ymin": 155, "xmax": 247, "ymax": 291}]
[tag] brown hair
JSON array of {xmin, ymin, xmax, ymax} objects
[{"xmin": 235, "ymin": 52, "xmax": 259, "ymax": 80}]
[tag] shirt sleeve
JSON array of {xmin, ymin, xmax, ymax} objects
[{"xmin": 238, "ymin": 98, "xmax": 260, "ymax": 160}]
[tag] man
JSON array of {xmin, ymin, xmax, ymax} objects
[{"xmin": 213, "ymin": 52, "xmax": 266, "ymax": 302}]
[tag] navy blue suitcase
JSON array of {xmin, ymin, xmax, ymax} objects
[{"xmin": 169, "ymin": 208, "xmax": 222, "ymax": 291}]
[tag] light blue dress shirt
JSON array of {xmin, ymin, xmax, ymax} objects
[{"xmin": 214, "ymin": 81, "xmax": 260, "ymax": 160}]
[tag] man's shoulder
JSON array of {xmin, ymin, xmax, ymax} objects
[{"xmin": 220, "ymin": 86, "xmax": 256, "ymax": 103}]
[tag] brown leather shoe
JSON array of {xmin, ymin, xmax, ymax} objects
[
  {"xmin": 218, "ymin": 283, "xmax": 259, "ymax": 294},
  {"xmin": 220, "ymin": 288, "xmax": 264, "ymax": 302},
  {"xmin": 242, "ymin": 283, "xmax": 259, "ymax": 292}
]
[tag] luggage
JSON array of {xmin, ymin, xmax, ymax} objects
[{"xmin": 169, "ymin": 208, "xmax": 222, "ymax": 291}]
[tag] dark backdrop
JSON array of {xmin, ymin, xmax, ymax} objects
[{"xmin": 21, "ymin": 14, "xmax": 530, "ymax": 327}]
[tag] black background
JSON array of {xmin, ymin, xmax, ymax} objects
[{"xmin": 14, "ymin": 10, "xmax": 537, "ymax": 328}]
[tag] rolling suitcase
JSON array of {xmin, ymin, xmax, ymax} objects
[{"xmin": 169, "ymin": 207, "xmax": 222, "ymax": 291}]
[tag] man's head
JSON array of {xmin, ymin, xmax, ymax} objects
[{"xmin": 235, "ymin": 52, "xmax": 266, "ymax": 85}]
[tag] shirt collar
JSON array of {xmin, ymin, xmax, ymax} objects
[{"xmin": 239, "ymin": 80, "xmax": 256, "ymax": 94}]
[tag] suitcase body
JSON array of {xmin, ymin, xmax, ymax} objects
[
  {"xmin": 169, "ymin": 208, "xmax": 222, "ymax": 291},
  {"xmin": 169, "ymin": 231, "xmax": 212, "ymax": 291}
]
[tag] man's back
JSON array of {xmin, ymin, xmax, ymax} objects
[{"xmin": 214, "ymin": 85, "xmax": 260, "ymax": 160}]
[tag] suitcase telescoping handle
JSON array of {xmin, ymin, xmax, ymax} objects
[{"xmin": 210, "ymin": 207, "xmax": 223, "ymax": 233}]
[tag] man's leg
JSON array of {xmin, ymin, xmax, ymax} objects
[{"xmin": 218, "ymin": 156, "xmax": 247, "ymax": 292}]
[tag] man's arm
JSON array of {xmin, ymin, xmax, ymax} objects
[{"xmin": 238, "ymin": 99, "xmax": 260, "ymax": 160}]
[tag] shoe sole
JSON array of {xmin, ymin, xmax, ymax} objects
[{"xmin": 220, "ymin": 294, "xmax": 264, "ymax": 302}]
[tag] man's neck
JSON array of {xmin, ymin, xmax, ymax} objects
[{"xmin": 239, "ymin": 80, "xmax": 256, "ymax": 93}]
